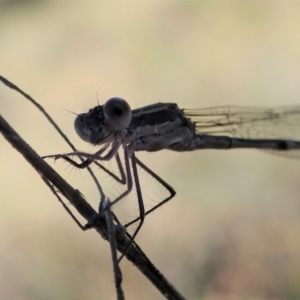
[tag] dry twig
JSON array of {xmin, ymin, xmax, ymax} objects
[{"xmin": 0, "ymin": 75, "xmax": 186, "ymax": 300}]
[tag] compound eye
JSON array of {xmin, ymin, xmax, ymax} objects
[{"xmin": 103, "ymin": 97, "xmax": 132, "ymax": 131}]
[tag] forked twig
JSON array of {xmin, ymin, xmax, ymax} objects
[{"xmin": 0, "ymin": 76, "xmax": 186, "ymax": 300}]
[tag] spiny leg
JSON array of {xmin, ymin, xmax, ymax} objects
[
  {"xmin": 42, "ymin": 166, "xmax": 126, "ymax": 231},
  {"xmin": 84, "ymin": 146, "xmax": 133, "ymax": 230},
  {"xmin": 54, "ymin": 151, "xmax": 126, "ymax": 185},
  {"xmin": 62, "ymin": 150, "xmax": 127, "ymax": 225},
  {"xmin": 43, "ymin": 141, "xmax": 126, "ymax": 224},
  {"xmin": 43, "ymin": 141, "xmax": 111, "ymax": 167},
  {"xmin": 124, "ymin": 157, "xmax": 176, "ymax": 228},
  {"xmin": 81, "ymin": 146, "xmax": 146, "ymax": 263},
  {"xmin": 117, "ymin": 151, "xmax": 145, "ymax": 263},
  {"xmin": 45, "ymin": 144, "xmax": 148, "ymax": 262},
  {"xmin": 94, "ymin": 152, "xmax": 126, "ymax": 185}
]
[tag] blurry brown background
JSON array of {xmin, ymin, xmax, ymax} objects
[{"xmin": 1, "ymin": 2, "xmax": 300, "ymax": 300}]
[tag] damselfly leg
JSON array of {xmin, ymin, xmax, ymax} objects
[{"xmin": 44, "ymin": 142, "xmax": 176, "ymax": 261}]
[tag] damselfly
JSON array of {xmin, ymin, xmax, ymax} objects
[{"xmin": 44, "ymin": 98, "xmax": 300, "ymax": 258}]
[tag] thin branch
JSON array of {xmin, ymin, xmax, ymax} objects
[
  {"xmin": 0, "ymin": 75, "xmax": 105, "ymax": 199},
  {"xmin": 103, "ymin": 199, "xmax": 125, "ymax": 300},
  {"xmin": 0, "ymin": 75, "xmax": 186, "ymax": 300}
]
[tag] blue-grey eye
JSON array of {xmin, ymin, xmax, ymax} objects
[{"xmin": 103, "ymin": 97, "xmax": 132, "ymax": 131}]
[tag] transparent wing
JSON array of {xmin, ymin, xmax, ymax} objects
[{"xmin": 184, "ymin": 105, "xmax": 300, "ymax": 158}]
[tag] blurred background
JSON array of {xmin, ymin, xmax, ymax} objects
[{"xmin": 1, "ymin": 2, "xmax": 300, "ymax": 299}]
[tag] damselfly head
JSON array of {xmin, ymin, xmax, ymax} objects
[
  {"xmin": 74, "ymin": 97, "xmax": 132, "ymax": 145},
  {"xmin": 74, "ymin": 105, "xmax": 111, "ymax": 145},
  {"xmin": 103, "ymin": 97, "xmax": 132, "ymax": 131}
]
